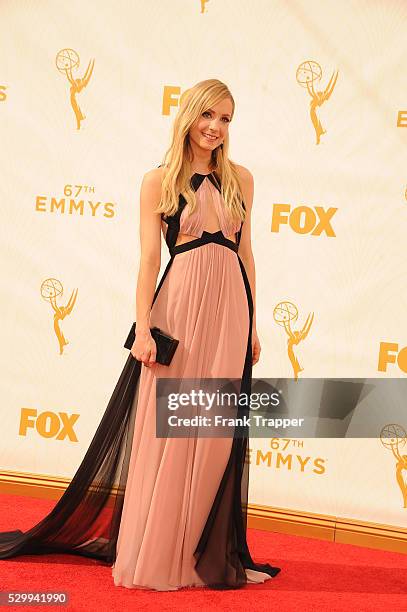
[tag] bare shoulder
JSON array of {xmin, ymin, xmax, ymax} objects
[
  {"xmin": 234, "ymin": 164, "xmax": 254, "ymax": 186},
  {"xmin": 140, "ymin": 167, "xmax": 166, "ymax": 207},
  {"xmin": 142, "ymin": 166, "xmax": 165, "ymax": 187},
  {"xmin": 234, "ymin": 164, "xmax": 254, "ymax": 211}
]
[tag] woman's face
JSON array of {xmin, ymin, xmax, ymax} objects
[{"xmin": 189, "ymin": 97, "xmax": 233, "ymax": 153}]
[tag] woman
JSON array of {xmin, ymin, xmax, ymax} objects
[{"xmin": 0, "ymin": 79, "xmax": 281, "ymax": 591}]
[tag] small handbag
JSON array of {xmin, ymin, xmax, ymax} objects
[{"xmin": 124, "ymin": 322, "xmax": 179, "ymax": 366}]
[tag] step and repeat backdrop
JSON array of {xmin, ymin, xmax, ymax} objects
[{"xmin": 0, "ymin": 1, "xmax": 406, "ymax": 531}]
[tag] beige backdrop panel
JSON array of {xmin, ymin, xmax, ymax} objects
[{"xmin": 0, "ymin": 0, "xmax": 405, "ymax": 531}]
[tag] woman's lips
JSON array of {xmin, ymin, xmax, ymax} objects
[{"xmin": 202, "ymin": 132, "xmax": 218, "ymax": 141}]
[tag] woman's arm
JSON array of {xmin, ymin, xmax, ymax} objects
[
  {"xmin": 236, "ymin": 165, "xmax": 257, "ymax": 332},
  {"xmin": 135, "ymin": 168, "xmax": 163, "ymax": 332}
]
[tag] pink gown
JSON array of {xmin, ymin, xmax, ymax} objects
[{"xmin": 0, "ymin": 171, "xmax": 281, "ymax": 591}]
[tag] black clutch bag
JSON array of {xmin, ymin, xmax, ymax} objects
[{"xmin": 124, "ymin": 322, "xmax": 179, "ymax": 366}]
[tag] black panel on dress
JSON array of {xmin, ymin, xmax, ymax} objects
[{"xmin": 158, "ymin": 165, "xmax": 245, "ymax": 251}]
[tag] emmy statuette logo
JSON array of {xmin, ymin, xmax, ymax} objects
[
  {"xmin": 273, "ymin": 301, "xmax": 314, "ymax": 380},
  {"xmin": 380, "ymin": 424, "xmax": 407, "ymax": 509},
  {"xmin": 296, "ymin": 60, "xmax": 339, "ymax": 145},
  {"xmin": 56, "ymin": 48, "xmax": 95, "ymax": 130},
  {"xmin": 41, "ymin": 278, "xmax": 78, "ymax": 355}
]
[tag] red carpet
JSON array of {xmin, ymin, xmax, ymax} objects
[{"xmin": 0, "ymin": 494, "xmax": 405, "ymax": 611}]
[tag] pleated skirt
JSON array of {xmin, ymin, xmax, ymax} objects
[{"xmin": 111, "ymin": 241, "xmax": 272, "ymax": 590}]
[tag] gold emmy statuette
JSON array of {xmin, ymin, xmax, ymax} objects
[
  {"xmin": 274, "ymin": 301, "xmax": 314, "ymax": 380},
  {"xmin": 381, "ymin": 424, "xmax": 407, "ymax": 509},
  {"xmin": 41, "ymin": 278, "xmax": 78, "ymax": 355},
  {"xmin": 296, "ymin": 60, "xmax": 339, "ymax": 145},
  {"xmin": 56, "ymin": 48, "xmax": 95, "ymax": 130}
]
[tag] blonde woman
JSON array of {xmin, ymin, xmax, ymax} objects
[{"xmin": 0, "ymin": 79, "xmax": 281, "ymax": 591}]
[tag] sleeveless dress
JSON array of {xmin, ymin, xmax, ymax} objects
[{"xmin": 0, "ymin": 171, "xmax": 281, "ymax": 591}]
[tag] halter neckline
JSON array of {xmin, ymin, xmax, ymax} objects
[{"xmin": 192, "ymin": 171, "xmax": 213, "ymax": 177}]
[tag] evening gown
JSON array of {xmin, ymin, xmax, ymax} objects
[{"xmin": 0, "ymin": 170, "xmax": 281, "ymax": 591}]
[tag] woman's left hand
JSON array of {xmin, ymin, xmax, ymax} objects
[{"xmin": 252, "ymin": 328, "xmax": 261, "ymax": 365}]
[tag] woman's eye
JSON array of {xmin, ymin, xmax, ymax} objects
[{"xmin": 202, "ymin": 111, "xmax": 230, "ymax": 123}]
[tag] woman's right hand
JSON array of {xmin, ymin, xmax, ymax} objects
[{"xmin": 131, "ymin": 329, "xmax": 157, "ymax": 367}]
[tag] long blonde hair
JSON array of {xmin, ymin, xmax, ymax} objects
[{"xmin": 155, "ymin": 79, "xmax": 246, "ymax": 223}]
